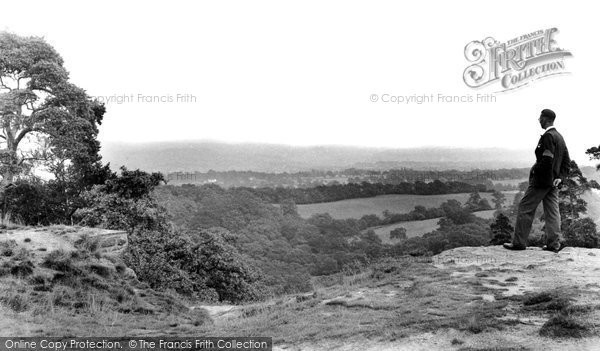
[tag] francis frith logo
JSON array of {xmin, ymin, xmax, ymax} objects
[{"xmin": 463, "ymin": 28, "xmax": 572, "ymax": 92}]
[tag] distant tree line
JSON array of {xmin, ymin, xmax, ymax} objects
[
  {"xmin": 166, "ymin": 167, "xmax": 530, "ymax": 189},
  {"xmin": 237, "ymin": 180, "xmax": 489, "ymax": 204}
]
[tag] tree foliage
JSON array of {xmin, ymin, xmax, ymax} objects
[
  {"xmin": 74, "ymin": 167, "xmax": 168, "ymax": 232},
  {"xmin": 491, "ymin": 190, "xmax": 506, "ymax": 210},
  {"xmin": 586, "ymin": 146, "xmax": 600, "ymax": 171},
  {"xmin": 558, "ymin": 161, "xmax": 596, "ymax": 225},
  {"xmin": 390, "ymin": 227, "xmax": 407, "ymax": 241},
  {"xmin": 0, "ymin": 31, "xmax": 110, "ymax": 221},
  {"xmin": 563, "ymin": 217, "xmax": 599, "ymax": 248},
  {"xmin": 489, "ymin": 213, "xmax": 514, "ymax": 245}
]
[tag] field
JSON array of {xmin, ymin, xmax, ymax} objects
[
  {"xmin": 364, "ymin": 190, "xmax": 600, "ymax": 243},
  {"xmin": 296, "ymin": 191, "xmax": 519, "ymax": 219},
  {"xmin": 490, "ymin": 178, "xmax": 528, "ymax": 186},
  {"xmin": 368, "ymin": 210, "xmax": 496, "ymax": 244}
]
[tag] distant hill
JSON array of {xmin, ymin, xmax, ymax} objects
[{"xmin": 100, "ymin": 141, "xmax": 534, "ymax": 173}]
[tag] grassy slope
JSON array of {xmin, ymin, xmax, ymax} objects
[{"xmin": 0, "ymin": 225, "xmax": 210, "ymax": 337}]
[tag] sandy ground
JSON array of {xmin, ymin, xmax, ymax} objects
[{"xmin": 198, "ymin": 246, "xmax": 600, "ymax": 351}]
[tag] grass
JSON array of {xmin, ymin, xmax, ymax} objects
[
  {"xmin": 1, "ymin": 288, "xmax": 29, "ymax": 312},
  {"xmin": 517, "ymin": 289, "xmax": 595, "ymax": 339},
  {"xmin": 451, "ymin": 338, "xmax": 465, "ymax": 345},
  {"xmin": 293, "ymin": 192, "xmax": 518, "ymax": 243},
  {"xmin": 370, "ymin": 218, "xmax": 441, "ymax": 243},
  {"xmin": 0, "ymin": 231, "xmax": 212, "ymax": 336},
  {"xmin": 196, "ymin": 256, "xmax": 520, "ymax": 343},
  {"xmin": 3, "ymin": 225, "xmax": 599, "ymax": 345},
  {"xmin": 0, "ymin": 240, "xmax": 17, "ymax": 257},
  {"xmin": 193, "ymin": 255, "xmax": 600, "ymax": 347},
  {"xmin": 457, "ymin": 347, "xmax": 529, "ymax": 351},
  {"xmin": 296, "ymin": 192, "xmax": 518, "ymax": 220},
  {"xmin": 522, "ymin": 290, "xmax": 572, "ymax": 312},
  {"xmin": 539, "ymin": 313, "xmax": 589, "ymax": 338},
  {"xmin": 74, "ymin": 234, "xmax": 101, "ymax": 254}
]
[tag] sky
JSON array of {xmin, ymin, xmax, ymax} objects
[{"xmin": 2, "ymin": 0, "xmax": 599, "ymax": 165}]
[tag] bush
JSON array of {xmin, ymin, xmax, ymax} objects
[
  {"xmin": 390, "ymin": 227, "xmax": 407, "ymax": 241},
  {"xmin": 74, "ymin": 167, "xmax": 168, "ymax": 232},
  {"xmin": 86, "ymin": 263, "xmax": 112, "ymax": 278},
  {"xmin": 0, "ymin": 240, "xmax": 17, "ymax": 257},
  {"xmin": 0, "ymin": 291, "xmax": 28, "ymax": 312},
  {"xmin": 74, "ymin": 234, "xmax": 101, "ymax": 254},
  {"xmin": 125, "ymin": 227, "xmax": 266, "ymax": 303},
  {"xmin": 311, "ymin": 255, "xmax": 339, "ymax": 276},
  {"xmin": 42, "ymin": 250, "xmax": 79, "ymax": 274},
  {"xmin": 539, "ymin": 313, "xmax": 589, "ymax": 338},
  {"xmin": 10, "ymin": 260, "xmax": 34, "ymax": 277},
  {"xmin": 563, "ymin": 218, "xmax": 599, "ymax": 248},
  {"xmin": 1, "ymin": 181, "xmax": 56, "ymax": 225}
]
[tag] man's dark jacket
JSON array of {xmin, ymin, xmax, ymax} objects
[{"xmin": 530, "ymin": 127, "xmax": 570, "ymax": 188}]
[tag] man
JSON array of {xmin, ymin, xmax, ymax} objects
[{"xmin": 503, "ymin": 109, "xmax": 570, "ymax": 253}]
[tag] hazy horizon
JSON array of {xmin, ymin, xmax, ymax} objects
[
  {"xmin": 100, "ymin": 139, "xmax": 598, "ymax": 172},
  {"xmin": 99, "ymin": 140, "xmax": 544, "ymax": 173},
  {"xmin": 3, "ymin": 0, "xmax": 599, "ymax": 165}
]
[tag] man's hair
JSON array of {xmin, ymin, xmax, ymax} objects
[{"xmin": 541, "ymin": 109, "xmax": 556, "ymax": 121}]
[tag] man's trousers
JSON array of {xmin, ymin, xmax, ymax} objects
[{"xmin": 512, "ymin": 185, "xmax": 562, "ymax": 249}]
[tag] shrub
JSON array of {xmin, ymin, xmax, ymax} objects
[
  {"xmin": 0, "ymin": 291, "xmax": 28, "ymax": 312},
  {"xmin": 74, "ymin": 167, "xmax": 168, "ymax": 233},
  {"xmin": 74, "ymin": 234, "xmax": 101, "ymax": 254},
  {"xmin": 42, "ymin": 250, "xmax": 79, "ymax": 274},
  {"xmin": 125, "ymin": 227, "xmax": 265, "ymax": 303},
  {"xmin": 390, "ymin": 227, "xmax": 407, "ymax": 241},
  {"xmin": 0, "ymin": 240, "xmax": 17, "ymax": 257},
  {"xmin": 539, "ymin": 313, "xmax": 589, "ymax": 338},
  {"xmin": 563, "ymin": 218, "xmax": 599, "ymax": 248},
  {"xmin": 86, "ymin": 263, "xmax": 112, "ymax": 278},
  {"xmin": 10, "ymin": 260, "xmax": 34, "ymax": 277},
  {"xmin": 1, "ymin": 181, "xmax": 56, "ymax": 225}
]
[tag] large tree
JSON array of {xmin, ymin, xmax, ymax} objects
[
  {"xmin": 491, "ymin": 190, "xmax": 506, "ymax": 210},
  {"xmin": 0, "ymin": 32, "xmax": 106, "ymax": 218}
]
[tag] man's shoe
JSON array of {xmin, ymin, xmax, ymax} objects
[
  {"xmin": 542, "ymin": 243, "xmax": 565, "ymax": 253},
  {"xmin": 503, "ymin": 243, "xmax": 526, "ymax": 251}
]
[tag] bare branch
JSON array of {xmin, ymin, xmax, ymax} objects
[
  {"xmin": 0, "ymin": 77, "xmax": 10, "ymax": 91},
  {"xmin": 14, "ymin": 127, "xmax": 32, "ymax": 146}
]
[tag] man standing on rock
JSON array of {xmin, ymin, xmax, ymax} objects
[{"xmin": 503, "ymin": 109, "xmax": 571, "ymax": 253}]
